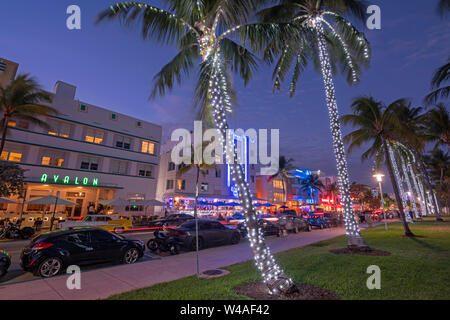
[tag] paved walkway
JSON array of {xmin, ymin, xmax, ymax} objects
[{"xmin": 0, "ymin": 224, "xmax": 385, "ymax": 300}]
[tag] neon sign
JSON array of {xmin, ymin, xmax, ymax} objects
[{"xmin": 40, "ymin": 173, "xmax": 99, "ymax": 186}]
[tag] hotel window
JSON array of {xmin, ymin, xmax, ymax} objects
[
  {"xmin": 79, "ymin": 104, "xmax": 88, "ymax": 113},
  {"xmin": 215, "ymin": 169, "xmax": 221, "ymax": 178},
  {"xmin": 200, "ymin": 183, "xmax": 209, "ymax": 192},
  {"xmin": 80, "ymin": 156, "xmax": 99, "ymax": 171},
  {"xmin": 0, "ymin": 150, "xmax": 22, "ymax": 162},
  {"xmin": 177, "ymin": 179, "xmax": 185, "ymax": 190},
  {"xmin": 273, "ymin": 180, "xmax": 283, "ymax": 190},
  {"xmin": 250, "ymin": 176, "xmax": 255, "ymax": 183},
  {"xmin": 41, "ymin": 151, "xmax": 65, "ymax": 167},
  {"xmin": 110, "ymin": 160, "xmax": 128, "ymax": 175},
  {"xmin": 85, "ymin": 128, "xmax": 104, "ymax": 144},
  {"xmin": 168, "ymin": 162, "xmax": 176, "ymax": 171},
  {"xmin": 114, "ymin": 135, "xmax": 132, "ymax": 150},
  {"xmin": 7, "ymin": 120, "xmax": 29, "ymax": 129},
  {"xmin": 166, "ymin": 180, "xmax": 174, "ymax": 190},
  {"xmin": 136, "ymin": 121, "xmax": 142, "ymax": 128},
  {"xmin": 141, "ymin": 140, "xmax": 155, "ymax": 155},
  {"xmin": 110, "ymin": 113, "xmax": 118, "ymax": 121},
  {"xmin": 48, "ymin": 120, "xmax": 71, "ymax": 138},
  {"xmin": 138, "ymin": 165, "xmax": 153, "ymax": 177},
  {"xmin": 274, "ymin": 192, "xmax": 284, "ymax": 202}
]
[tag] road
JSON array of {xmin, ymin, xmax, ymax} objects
[{"xmin": 0, "ymin": 220, "xmax": 393, "ymax": 299}]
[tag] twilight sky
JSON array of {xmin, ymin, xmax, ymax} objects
[{"xmin": 2, "ymin": 0, "xmax": 449, "ymax": 191}]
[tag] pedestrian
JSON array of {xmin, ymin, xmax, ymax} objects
[{"xmin": 88, "ymin": 203, "xmax": 95, "ymax": 215}]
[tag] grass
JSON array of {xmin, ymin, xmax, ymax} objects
[{"xmin": 108, "ymin": 219, "xmax": 450, "ymax": 300}]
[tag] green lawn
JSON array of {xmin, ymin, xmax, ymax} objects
[{"xmin": 109, "ymin": 219, "xmax": 450, "ymax": 300}]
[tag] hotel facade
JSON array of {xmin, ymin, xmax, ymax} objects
[{"xmin": 0, "ymin": 58, "xmax": 162, "ymax": 221}]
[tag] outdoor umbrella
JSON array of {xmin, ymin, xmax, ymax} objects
[
  {"xmin": 280, "ymin": 205, "xmax": 289, "ymax": 209},
  {"xmin": 226, "ymin": 202, "xmax": 241, "ymax": 207},
  {"xmin": 107, "ymin": 199, "xmax": 133, "ymax": 207},
  {"xmin": 263, "ymin": 203, "xmax": 275, "ymax": 207},
  {"xmin": 135, "ymin": 199, "xmax": 165, "ymax": 207},
  {"xmin": 0, "ymin": 198, "xmax": 16, "ymax": 204},
  {"xmin": 197, "ymin": 200, "xmax": 211, "ymax": 206},
  {"xmin": 27, "ymin": 196, "xmax": 79, "ymax": 231},
  {"xmin": 253, "ymin": 203, "xmax": 265, "ymax": 207}
]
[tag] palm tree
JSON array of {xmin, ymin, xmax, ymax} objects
[
  {"xmin": 422, "ymin": 104, "xmax": 450, "ymax": 150},
  {"xmin": 259, "ymin": 0, "xmax": 371, "ymax": 249},
  {"xmin": 270, "ymin": 156, "xmax": 295, "ymax": 203},
  {"xmin": 341, "ymin": 96, "xmax": 415, "ymax": 236},
  {"xmin": 177, "ymin": 143, "xmax": 216, "ymax": 278},
  {"xmin": 425, "ymin": 149, "xmax": 450, "ymax": 210},
  {"xmin": 425, "ymin": 60, "xmax": 449, "ymax": 105},
  {"xmin": 98, "ymin": 0, "xmax": 298, "ymax": 294},
  {"xmin": 299, "ymin": 174, "xmax": 324, "ymax": 203},
  {"xmin": 391, "ymin": 102, "xmax": 442, "ymax": 219},
  {"xmin": 0, "ymin": 74, "xmax": 57, "ymax": 154}
]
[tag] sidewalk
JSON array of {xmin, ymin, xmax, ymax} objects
[{"xmin": 0, "ymin": 223, "xmax": 385, "ymax": 300}]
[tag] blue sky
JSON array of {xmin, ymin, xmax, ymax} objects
[{"xmin": 1, "ymin": 0, "xmax": 449, "ymax": 191}]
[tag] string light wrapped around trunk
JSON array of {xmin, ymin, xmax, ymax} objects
[
  {"xmin": 208, "ymin": 52, "xmax": 295, "ymax": 294},
  {"xmin": 313, "ymin": 18, "xmax": 367, "ymax": 248},
  {"xmin": 388, "ymin": 142, "xmax": 413, "ymax": 223}
]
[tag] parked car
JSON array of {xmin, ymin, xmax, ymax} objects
[
  {"xmin": 237, "ymin": 219, "xmax": 282, "ymax": 238},
  {"xmin": 148, "ymin": 214, "xmax": 194, "ymax": 229},
  {"xmin": 227, "ymin": 213, "xmax": 245, "ymax": 224},
  {"xmin": 58, "ymin": 215, "xmax": 132, "ymax": 233},
  {"xmin": 277, "ymin": 215, "xmax": 311, "ymax": 233},
  {"xmin": 305, "ymin": 215, "xmax": 330, "ymax": 229},
  {"xmin": 20, "ymin": 227, "xmax": 145, "ymax": 278},
  {"xmin": 168, "ymin": 219, "xmax": 241, "ymax": 251}
]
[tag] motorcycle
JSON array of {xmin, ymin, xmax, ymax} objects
[
  {"xmin": 147, "ymin": 230, "xmax": 180, "ymax": 255},
  {"xmin": 0, "ymin": 222, "xmax": 35, "ymax": 240},
  {"xmin": 0, "ymin": 251, "xmax": 11, "ymax": 278}
]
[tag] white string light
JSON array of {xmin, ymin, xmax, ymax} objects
[
  {"xmin": 398, "ymin": 148, "xmax": 420, "ymax": 219},
  {"xmin": 208, "ymin": 51, "xmax": 294, "ymax": 294},
  {"xmin": 388, "ymin": 142, "xmax": 413, "ymax": 223},
  {"xmin": 313, "ymin": 18, "xmax": 367, "ymax": 248}
]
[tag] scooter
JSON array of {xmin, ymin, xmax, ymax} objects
[
  {"xmin": 0, "ymin": 251, "xmax": 11, "ymax": 278},
  {"xmin": 0, "ymin": 222, "xmax": 35, "ymax": 240},
  {"xmin": 147, "ymin": 230, "xmax": 180, "ymax": 255}
]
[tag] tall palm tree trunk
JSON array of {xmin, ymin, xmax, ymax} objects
[
  {"xmin": 383, "ymin": 140, "xmax": 414, "ymax": 236},
  {"xmin": 416, "ymin": 151, "xmax": 442, "ymax": 220},
  {"xmin": 282, "ymin": 178, "xmax": 287, "ymax": 203},
  {"xmin": 209, "ymin": 53, "xmax": 297, "ymax": 294},
  {"xmin": 400, "ymin": 155, "xmax": 419, "ymax": 219},
  {"xmin": 409, "ymin": 163, "xmax": 424, "ymax": 218},
  {"xmin": 194, "ymin": 166, "xmax": 200, "ymax": 278},
  {"xmin": 314, "ymin": 23, "xmax": 368, "ymax": 249},
  {"xmin": 0, "ymin": 116, "xmax": 9, "ymax": 155}
]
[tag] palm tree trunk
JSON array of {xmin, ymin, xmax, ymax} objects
[
  {"xmin": 194, "ymin": 166, "xmax": 200, "ymax": 278},
  {"xmin": 0, "ymin": 116, "xmax": 9, "ymax": 155},
  {"xmin": 383, "ymin": 140, "xmax": 414, "ymax": 236},
  {"xmin": 438, "ymin": 167, "xmax": 444, "ymax": 213},
  {"xmin": 282, "ymin": 177, "xmax": 287, "ymax": 204},
  {"xmin": 209, "ymin": 53, "xmax": 297, "ymax": 294},
  {"xmin": 314, "ymin": 23, "xmax": 368, "ymax": 249},
  {"xmin": 400, "ymin": 156, "xmax": 419, "ymax": 219},
  {"xmin": 409, "ymin": 164, "xmax": 424, "ymax": 218},
  {"xmin": 416, "ymin": 151, "xmax": 442, "ymax": 220}
]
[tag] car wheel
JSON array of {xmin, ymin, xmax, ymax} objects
[
  {"xmin": 307, "ymin": 224, "xmax": 312, "ymax": 232},
  {"xmin": 37, "ymin": 257, "xmax": 63, "ymax": 278},
  {"xmin": 190, "ymin": 237, "xmax": 204, "ymax": 251},
  {"xmin": 169, "ymin": 243, "xmax": 180, "ymax": 255},
  {"xmin": 230, "ymin": 233, "xmax": 240, "ymax": 245},
  {"xmin": 123, "ymin": 248, "xmax": 139, "ymax": 264},
  {"xmin": 147, "ymin": 239, "xmax": 159, "ymax": 252},
  {"xmin": 293, "ymin": 227, "xmax": 299, "ymax": 234},
  {"xmin": 114, "ymin": 227, "xmax": 125, "ymax": 234}
]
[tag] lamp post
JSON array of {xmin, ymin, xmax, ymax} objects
[{"xmin": 373, "ymin": 173, "xmax": 388, "ymax": 231}]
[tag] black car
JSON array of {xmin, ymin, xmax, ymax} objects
[
  {"xmin": 238, "ymin": 219, "xmax": 282, "ymax": 238},
  {"xmin": 168, "ymin": 219, "xmax": 241, "ymax": 250},
  {"xmin": 20, "ymin": 228, "xmax": 145, "ymax": 278},
  {"xmin": 148, "ymin": 214, "xmax": 194, "ymax": 229},
  {"xmin": 277, "ymin": 215, "xmax": 311, "ymax": 233}
]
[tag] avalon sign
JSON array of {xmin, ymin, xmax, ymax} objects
[{"xmin": 40, "ymin": 173, "xmax": 99, "ymax": 187}]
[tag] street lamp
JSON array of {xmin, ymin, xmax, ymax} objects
[{"xmin": 373, "ymin": 173, "xmax": 388, "ymax": 231}]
